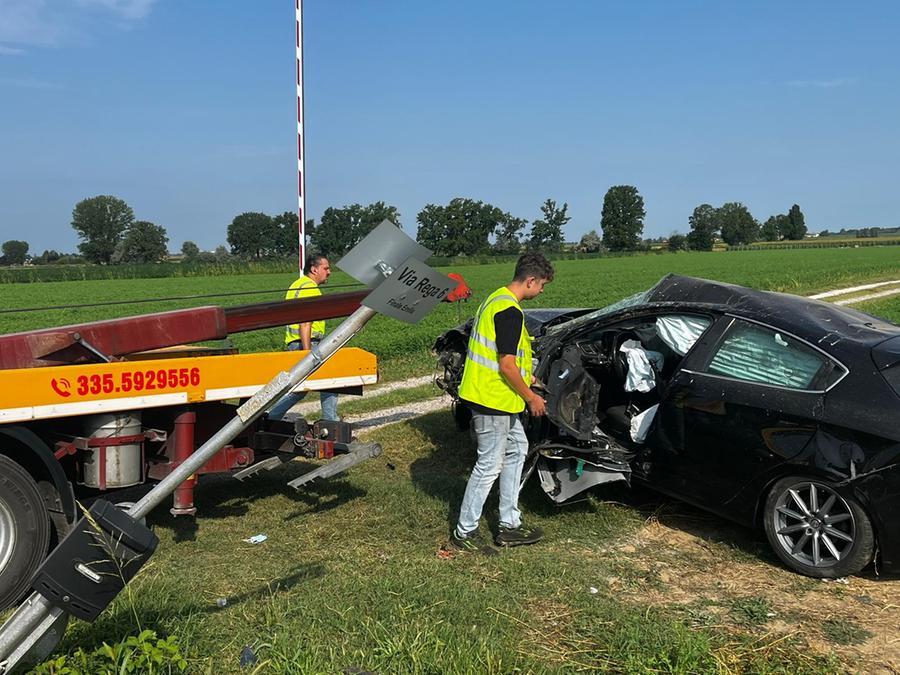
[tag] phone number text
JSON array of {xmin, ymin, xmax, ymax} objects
[{"xmin": 76, "ymin": 367, "xmax": 201, "ymax": 396}]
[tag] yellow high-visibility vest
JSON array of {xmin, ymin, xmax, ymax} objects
[
  {"xmin": 284, "ymin": 275, "xmax": 325, "ymax": 345},
  {"xmin": 458, "ymin": 286, "xmax": 533, "ymax": 414}
]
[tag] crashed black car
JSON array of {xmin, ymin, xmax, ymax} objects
[{"xmin": 434, "ymin": 274, "xmax": 900, "ymax": 578}]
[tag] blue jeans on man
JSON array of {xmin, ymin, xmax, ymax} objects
[
  {"xmin": 267, "ymin": 339, "xmax": 339, "ymax": 421},
  {"xmin": 456, "ymin": 412, "xmax": 528, "ymax": 537}
]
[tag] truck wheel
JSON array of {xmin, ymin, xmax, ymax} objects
[{"xmin": 0, "ymin": 455, "xmax": 51, "ymax": 610}]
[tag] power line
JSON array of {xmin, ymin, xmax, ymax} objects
[{"xmin": 0, "ymin": 282, "xmax": 366, "ymax": 315}]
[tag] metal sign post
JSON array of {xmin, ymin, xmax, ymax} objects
[
  {"xmin": 0, "ymin": 222, "xmax": 450, "ymax": 673},
  {"xmin": 296, "ymin": 0, "xmax": 306, "ymax": 266}
]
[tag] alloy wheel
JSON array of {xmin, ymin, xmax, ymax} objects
[{"xmin": 771, "ymin": 481, "xmax": 856, "ymax": 568}]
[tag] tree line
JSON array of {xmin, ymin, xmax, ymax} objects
[{"xmin": 1, "ymin": 189, "xmax": 813, "ymax": 267}]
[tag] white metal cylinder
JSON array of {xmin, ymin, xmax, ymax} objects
[{"xmin": 80, "ymin": 412, "xmax": 143, "ymax": 488}]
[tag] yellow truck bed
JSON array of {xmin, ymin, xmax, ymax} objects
[{"xmin": 0, "ymin": 347, "xmax": 377, "ymax": 424}]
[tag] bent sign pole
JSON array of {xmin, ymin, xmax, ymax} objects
[{"xmin": 0, "ymin": 222, "xmax": 454, "ymax": 673}]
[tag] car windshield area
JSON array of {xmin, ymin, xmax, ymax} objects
[
  {"xmin": 545, "ymin": 288, "xmax": 652, "ymax": 336},
  {"xmin": 541, "ymin": 312, "xmax": 711, "ymax": 443}
]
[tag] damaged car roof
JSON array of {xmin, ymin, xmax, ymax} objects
[{"xmin": 623, "ymin": 274, "xmax": 899, "ymax": 355}]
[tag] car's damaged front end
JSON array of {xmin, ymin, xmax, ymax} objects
[
  {"xmin": 434, "ymin": 275, "xmax": 900, "ymax": 578},
  {"xmin": 433, "ymin": 305, "xmax": 641, "ymax": 504}
]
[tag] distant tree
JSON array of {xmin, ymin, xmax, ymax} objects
[
  {"xmin": 227, "ymin": 212, "xmax": 277, "ymax": 258},
  {"xmin": 600, "ymin": 186, "xmax": 645, "ymax": 251},
  {"xmin": 301, "ymin": 218, "xmax": 317, "ymax": 256},
  {"xmin": 214, "ymin": 245, "xmax": 231, "ymax": 261},
  {"xmin": 416, "ymin": 198, "xmax": 514, "ymax": 257},
  {"xmin": 760, "ymin": 215, "xmax": 786, "ymax": 241},
  {"xmin": 719, "ymin": 202, "xmax": 759, "ymax": 246},
  {"xmin": 356, "ymin": 202, "xmax": 400, "ymax": 244},
  {"xmin": 667, "ymin": 233, "xmax": 688, "ymax": 252},
  {"xmin": 783, "ymin": 203, "xmax": 807, "ymax": 240},
  {"xmin": 311, "ymin": 202, "xmax": 400, "ymax": 259},
  {"xmin": 1, "ymin": 240, "xmax": 28, "ymax": 265},
  {"xmin": 493, "ymin": 215, "xmax": 527, "ymax": 255},
  {"xmin": 56, "ymin": 254, "xmax": 86, "ymax": 265},
  {"xmin": 32, "ymin": 249, "xmax": 61, "ymax": 265},
  {"xmin": 181, "ymin": 241, "xmax": 200, "ymax": 262},
  {"xmin": 819, "ymin": 229, "xmax": 831, "ymax": 237},
  {"xmin": 577, "ymin": 229, "xmax": 603, "ymax": 253},
  {"xmin": 115, "ymin": 221, "xmax": 169, "ymax": 263},
  {"xmin": 686, "ymin": 203, "xmax": 719, "ymax": 251},
  {"xmin": 272, "ymin": 211, "xmax": 300, "ymax": 257},
  {"xmin": 71, "ymin": 195, "xmax": 135, "ymax": 264},
  {"xmin": 528, "ymin": 199, "xmax": 569, "ymax": 252}
]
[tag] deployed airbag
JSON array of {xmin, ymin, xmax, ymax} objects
[
  {"xmin": 619, "ymin": 340, "xmax": 665, "ymax": 392},
  {"xmin": 630, "ymin": 403, "xmax": 659, "ymax": 443},
  {"xmin": 655, "ymin": 315, "xmax": 710, "ymax": 355}
]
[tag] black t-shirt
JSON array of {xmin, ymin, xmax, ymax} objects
[{"xmin": 462, "ymin": 306, "xmax": 525, "ymax": 417}]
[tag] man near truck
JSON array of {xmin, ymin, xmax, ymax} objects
[
  {"xmin": 451, "ymin": 252, "xmax": 554, "ymax": 551},
  {"xmin": 268, "ymin": 254, "xmax": 339, "ymax": 421}
]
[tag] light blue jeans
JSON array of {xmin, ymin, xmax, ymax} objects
[
  {"xmin": 267, "ymin": 341, "xmax": 339, "ymax": 421},
  {"xmin": 456, "ymin": 412, "xmax": 528, "ymax": 537}
]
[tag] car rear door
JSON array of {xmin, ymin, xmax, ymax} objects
[{"xmin": 647, "ymin": 316, "xmax": 842, "ymax": 522}]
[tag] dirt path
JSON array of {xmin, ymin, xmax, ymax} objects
[
  {"xmin": 808, "ymin": 279, "xmax": 900, "ymax": 300},
  {"xmin": 833, "ymin": 286, "xmax": 900, "ymax": 305},
  {"xmin": 604, "ymin": 512, "xmax": 900, "ymax": 672},
  {"xmin": 290, "ymin": 374, "xmax": 433, "ymax": 417},
  {"xmin": 345, "ymin": 396, "xmax": 450, "ymax": 431}
]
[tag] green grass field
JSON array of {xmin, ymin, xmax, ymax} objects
[
  {"xmin": 11, "ymin": 246, "xmax": 900, "ymax": 673},
  {"xmin": 2, "ymin": 247, "xmax": 899, "ymax": 381},
  {"xmin": 45, "ymin": 414, "xmax": 847, "ymax": 674}
]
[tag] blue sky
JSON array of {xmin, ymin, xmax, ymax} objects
[{"xmin": 1, "ymin": 1, "xmax": 899, "ymax": 254}]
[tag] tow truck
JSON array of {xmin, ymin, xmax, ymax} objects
[{"xmin": 0, "ymin": 288, "xmax": 381, "ymax": 611}]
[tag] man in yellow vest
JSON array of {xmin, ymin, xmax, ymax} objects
[
  {"xmin": 268, "ymin": 254, "xmax": 338, "ymax": 421},
  {"xmin": 452, "ymin": 252, "xmax": 554, "ymax": 551}
]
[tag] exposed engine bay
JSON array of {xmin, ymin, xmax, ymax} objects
[{"xmin": 435, "ymin": 310, "xmax": 708, "ymax": 503}]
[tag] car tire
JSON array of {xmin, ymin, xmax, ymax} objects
[
  {"xmin": 763, "ymin": 475, "xmax": 874, "ymax": 578},
  {"xmin": 0, "ymin": 455, "xmax": 51, "ymax": 610}
]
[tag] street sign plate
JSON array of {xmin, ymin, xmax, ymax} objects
[
  {"xmin": 337, "ymin": 220, "xmax": 433, "ymax": 287},
  {"xmin": 362, "ymin": 257, "xmax": 455, "ymax": 324}
]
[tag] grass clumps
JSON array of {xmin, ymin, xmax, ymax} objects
[
  {"xmin": 33, "ymin": 629, "xmax": 187, "ymax": 674},
  {"xmin": 821, "ymin": 618, "xmax": 873, "ymax": 646},
  {"xmin": 729, "ymin": 596, "xmax": 774, "ymax": 627}
]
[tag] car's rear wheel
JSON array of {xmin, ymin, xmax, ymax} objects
[
  {"xmin": 763, "ymin": 476, "xmax": 874, "ymax": 578},
  {"xmin": 0, "ymin": 455, "xmax": 51, "ymax": 610}
]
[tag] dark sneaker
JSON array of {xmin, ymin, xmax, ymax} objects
[
  {"xmin": 450, "ymin": 530, "xmax": 499, "ymax": 556},
  {"xmin": 495, "ymin": 525, "xmax": 544, "ymax": 547}
]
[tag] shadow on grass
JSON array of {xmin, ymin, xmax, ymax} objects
[
  {"xmin": 61, "ymin": 562, "xmax": 326, "ymax": 654},
  {"xmin": 628, "ymin": 490, "xmax": 896, "ymax": 579},
  {"xmin": 407, "ymin": 411, "xmax": 635, "ymax": 535},
  {"xmin": 145, "ymin": 461, "xmax": 367, "ymax": 542},
  {"xmin": 205, "ymin": 562, "xmax": 326, "ymax": 612},
  {"xmin": 404, "ymin": 410, "xmax": 803, "ymax": 570},
  {"xmin": 625, "ymin": 483, "xmax": 776, "ymax": 564}
]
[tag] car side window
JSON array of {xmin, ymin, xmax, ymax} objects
[
  {"xmin": 655, "ymin": 315, "xmax": 711, "ymax": 356},
  {"xmin": 703, "ymin": 319, "xmax": 833, "ymax": 390}
]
